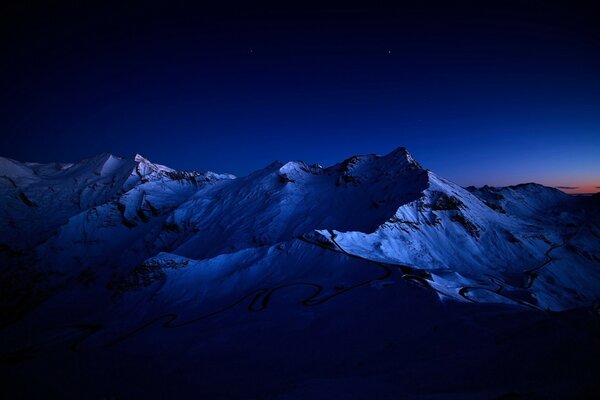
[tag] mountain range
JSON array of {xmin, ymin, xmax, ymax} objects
[{"xmin": 1, "ymin": 147, "xmax": 599, "ymax": 399}]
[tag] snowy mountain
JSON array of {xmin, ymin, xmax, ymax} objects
[{"xmin": 1, "ymin": 148, "xmax": 599, "ymax": 398}]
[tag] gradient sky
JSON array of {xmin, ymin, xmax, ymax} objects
[{"xmin": 1, "ymin": 1, "xmax": 599, "ymax": 193}]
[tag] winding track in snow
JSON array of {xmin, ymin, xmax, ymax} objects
[
  {"xmin": 323, "ymin": 229, "xmax": 561, "ymax": 311},
  {"xmin": 457, "ymin": 243, "xmax": 563, "ymax": 310},
  {"xmin": 524, "ymin": 242, "xmax": 563, "ymax": 289},
  {"xmin": 461, "ymin": 225, "xmax": 586, "ymax": 308},
  {"xmin": 5, "ymin": 231, "xmax": 563, "ymax": 357},
  {"xmin": 98, "ymin": 265, "xmax": 395, "ymax": 350},
  {"xmin": 85, "ymin": 228, "xmax": 554, "ymax": 350}
]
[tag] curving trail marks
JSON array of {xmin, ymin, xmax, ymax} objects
[
  {"xmin": 524, "ymin": 242, "xmax": 563, "ymax": 289},
  {"xmin": 323, "ymin": 229, "xmax": 560, "ymax": 311},
  {"xmin": 5, "ymin": 232, "xmax": 565, "ymax": 357},
  {"xmin": 92, "ymin": 244, "xmax": 401, "ymax": 350},
  {"xmin": 458, "ymin": 286, "xmax": 543, "ymax": 311}
]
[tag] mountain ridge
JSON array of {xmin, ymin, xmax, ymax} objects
[
  {"xmin": 1, "ymin": 146, "xmax": 600, "ymax": 398},
  {"xmin": 1, "ymin": 146, "xmax": 598, "ymax": 316}
]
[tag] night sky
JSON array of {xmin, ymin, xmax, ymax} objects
[{"xmin": 1, "ymin": 1, "xmax": 599, "ymax": 193}]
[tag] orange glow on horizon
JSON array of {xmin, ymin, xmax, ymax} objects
[{"xmin": 556, "ymin": 184, "xmax": 600, "ymax": 195}]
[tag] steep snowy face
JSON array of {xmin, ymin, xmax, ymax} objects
[
  {"xmin": 318, "ymin": 171, "xmax": 600, "ymax": 311},
  {"xmin": 0, "ymin": 153, "xmax": 236, "ymax": 253},
  {"xmin": 0, "ymin": 154, "xmax": 137, "ymax": 250},
  {"xmin": 466, "ymin": 183, "xmax": 571, "ymax": 219},
  {"xmin": 0, "ymin": 153, "xmax": 235, "ymax": 322},
  {"xmin": 36, "ymin": 156, "xmax": 237, "ymax": 275},
  {"xmin": 164, "ymin": 147, "xmax": 428, "ymax": 260}
]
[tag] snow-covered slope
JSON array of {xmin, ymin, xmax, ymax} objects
[
  {"xmin": 322, "ymin": 172, "xmax": 600, "ymax": 311},
  {"xmin": 0, "ymin": 153, "xmax": 136, "ymax": 250},
  {"xmin": 1, "ymin": 148, "xmax": 598, "ymax": 312},
  {"xmin": 0, "ymin": 153, "xmax": 235, "ymax": 323},
  {"xmin": 1, "ymin": 147, "xmax": 599, "ymax": 398}
]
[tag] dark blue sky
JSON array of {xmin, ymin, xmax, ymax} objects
[{"xmin": 1, "ymin": 1, "xmax": 599, "ymax": 192}]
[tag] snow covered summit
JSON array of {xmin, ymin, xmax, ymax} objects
[{"xmin": 1, "ymin": 147, "xmax": 598, "ymax": 315}]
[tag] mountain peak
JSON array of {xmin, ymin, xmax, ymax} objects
[
  {"xmin": 133, "ymin": 153, "xmax": 175, "ymax": 175},
  {"xmin": 134, "ymin": 153, "xmax": 149, "ymax": 163},
  {"xmin": 384, "ymin": 146, "xmax": 422, "ymax": 168}
]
